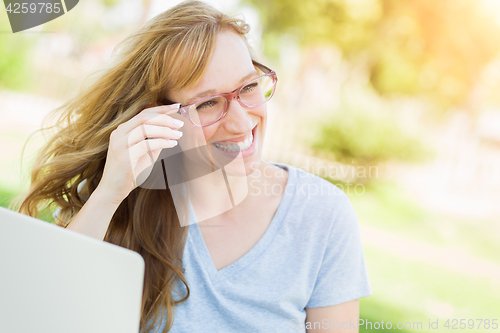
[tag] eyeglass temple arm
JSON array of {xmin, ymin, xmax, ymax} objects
[{"xmin": 252, "ymin": 60, "xmax": 274, "ymax": 75}]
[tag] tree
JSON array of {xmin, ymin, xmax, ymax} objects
[{"xmin": 243, "ymin": 0, "xmax": 500, "ymax": 113}]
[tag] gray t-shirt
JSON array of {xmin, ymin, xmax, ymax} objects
[{"xmin": 154, "ymin": 162, "xmax": 372, "ymax": 332}]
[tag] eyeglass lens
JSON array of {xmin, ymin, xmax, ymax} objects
[{"xmin": 188, "ymin": 75, "xmax": 275, "ymax": 126}]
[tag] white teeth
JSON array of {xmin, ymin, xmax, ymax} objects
[{"xmin": 214, "ymin": 131, "xmax": 254, "ymax": 152}]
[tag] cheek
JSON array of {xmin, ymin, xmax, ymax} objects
[
  {"xmin": 177, "ymin": 120, "xmax": 214, "ymax": 150},
  {"xmin": 255, "ymin": 105, "xmax": 267, "ymax": 126},
  {"xmin": 236, "ymin": 103, "xmax": 266, "ymax": 127},
  {"xmin": 201, "ymin": 126, "xmax": 219, "ymax": 144},
  {"xmin": 257, "ymin": 104, "xmax": 267, "ymax": 118}
]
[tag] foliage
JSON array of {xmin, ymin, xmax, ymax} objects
[
  {"xmin": 242, "ymin": 0, "xmax": 380, "ymax": 57},
  {"xmin": 243, "ymin": 0, "xmax": 500, "ymax": 111},
  {"xmin": 102, "ymin": 0, "xmax": 121, "ymax": 7},
  {"xmin": 0, "ymin": 17, "xmax": 33, "ymax": 90},
  {"xmin": 311, "ymin": 107, "xmax": 430, "ymax": 167}
]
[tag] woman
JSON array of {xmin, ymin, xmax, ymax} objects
[{"xmin": 18, "ymin": 1, "xmax": 371, "ymax": 332}]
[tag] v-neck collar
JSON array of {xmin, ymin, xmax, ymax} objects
[{"xmin": 188, "ymin": 163, "xmax": 295, "ymax": 286}]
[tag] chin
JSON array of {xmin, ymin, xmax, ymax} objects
[{"xmin": 218, "ymin": 154, "xmax": 262, "ymax": 178}]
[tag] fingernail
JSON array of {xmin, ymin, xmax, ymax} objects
[
  {"xmin": 173, "ymin": 119, "xmax": 184, "ymax": 127},
  {"xmin": 169, "ymin": 140, "xmax": 178, "ymax": 146},
  {"xmin": 169, "ymin": 103, "xmax": 181, "ymax": 109},
  {"xmin": 173, "ymin": 130, "xmax": 183, "ymax": 138}
]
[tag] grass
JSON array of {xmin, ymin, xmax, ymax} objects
[
  {"xmin": 328, "ymin": 178, "xmax": 500, "ymax": 265},
  {"xmin": 360, "ymin": 244, "xmax": 500, "ymax": 332},
  {"xmin": 0, "ymin": 185, "xmax": 17, "ymax": 209},
  {"xmin": 326, "ymin": 177, "xmax": 500, "ymax": 332}
]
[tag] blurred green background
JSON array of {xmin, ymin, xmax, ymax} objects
[{"xmin": 1, "ymin": 0, "xmax": 499, "ymax": 331}]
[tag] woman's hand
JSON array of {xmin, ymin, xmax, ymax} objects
[{"xmin": 96, "ymin": 103, "xmax": 184, "ymax": 205}]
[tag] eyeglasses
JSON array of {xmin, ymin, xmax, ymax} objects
[{"xmin": 176, "ymin": 61, "xmax": 277, "ymax": 127}]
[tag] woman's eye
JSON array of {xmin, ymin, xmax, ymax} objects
[
  {"xmin": 196, "ymin": 99, "xmax": 218, "ymax": 110},
  {"xmin": 241, "ymin": 82, "xmax": 258, "ymax": 93}
]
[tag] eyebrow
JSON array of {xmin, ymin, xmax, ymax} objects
[{"xmin": 185, "ymin": 69, "xmax": 259, "ymax": 105}]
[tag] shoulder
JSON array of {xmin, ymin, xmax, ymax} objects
[
  {"xmin": 280, "ymin": 163, "xmax": 349, "ymax": 208},
  {"xmin": 272, "ymin": 162, "xmax": 355, "ymax": 230}
]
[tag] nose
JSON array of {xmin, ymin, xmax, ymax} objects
[{"xmin": 221, "ymin": 97, "xmax": 253, "ymax": 133}]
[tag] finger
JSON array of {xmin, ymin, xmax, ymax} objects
[
  {"xmin": 131, "ymin": 146, "xmax": 166, "ymax": 187},
  {"xmin": 118, "ymin": 104, "xmax": 182, "ymax": 134},
  {"xmin": 147, "ymin": 104, "xmax": 181, "ymax": 115},
  {"xmin": 129, "ymin": 112, "xmax": 184, "ymax": 134},
  {"xmin": 133, "ymin": 147, "xmax": 164, "ymax": 174},
  {"xmin": 134, "ymin": 146, "xmax": 164, "ymax": 166},
  {"xmin": 141, "ymin": 126, "xmax": 155, "ymax": 165},
  {"xmin": 127, "ymin": 123, "xmax": 183, "ymax": 147},
  {"xmin": 148, "ymin": 147, "xmax": 164, "ymax": 162},
  {"xmin": 112, "ymin": 117, "xmax": 181, "ymax": 152},
  {"xmin": 128, "ymin": 138, "xmax": 178, "ymax": 163}
]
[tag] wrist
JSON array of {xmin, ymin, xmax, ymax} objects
[{"xmin": 92, "ymin": 185, "xmax": 125, "ymax": 207}]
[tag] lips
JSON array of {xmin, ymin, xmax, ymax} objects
[
  {"xmin": 211, "ymin": 125, "xmax": 258, "ymax": 158},
  {"xmin": 213, "ymin": 131, "xmax": 253, "ymax": 152}
]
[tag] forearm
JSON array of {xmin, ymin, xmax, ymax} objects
[{"xmin": 65, "ymin": 187, "xmax": 122, "ymax": 241}]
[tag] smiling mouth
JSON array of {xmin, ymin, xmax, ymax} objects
[{"xmin": 212, "ymin": 126, "xmax": 256, "ymax": 152}]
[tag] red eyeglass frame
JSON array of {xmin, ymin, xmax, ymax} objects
[{"xmin": 176, "ymin": 60, "xmax": 278, "ymax": 127}]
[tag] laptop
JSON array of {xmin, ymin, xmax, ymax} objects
[{"xmin": 0, "ymin": 206, "xmax": 145, "ymax": 333}]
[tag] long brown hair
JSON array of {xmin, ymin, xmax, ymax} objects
[{"xmin": 15, "ymin": 1, "xmax": 251, "ymax": 331}]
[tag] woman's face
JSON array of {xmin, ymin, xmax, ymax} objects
[{"xmin": 168, "ymin": 30, "xmax": 266, "ymax": 176}]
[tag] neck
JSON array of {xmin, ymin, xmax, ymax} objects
[{"xmin": 182, "ymin": 160, "xmax": 283, "ymax": 223}]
